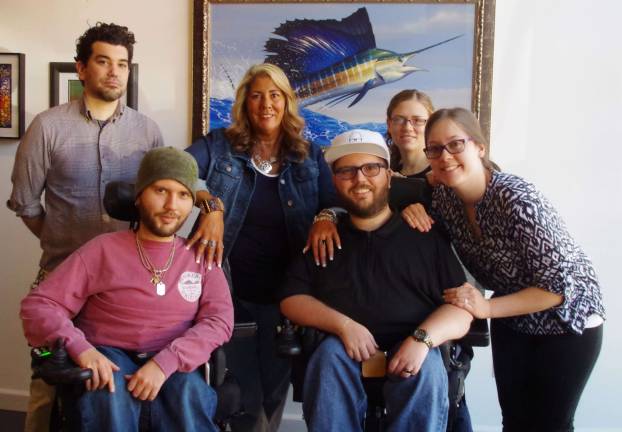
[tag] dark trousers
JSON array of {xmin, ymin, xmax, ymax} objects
[
  {"xmin": 491, "ymin": 320, "xmax": 603, "ymax": 432},
  {"xmin": 224, "ymin": 299, "xmax": 291, "ymax": 432}
]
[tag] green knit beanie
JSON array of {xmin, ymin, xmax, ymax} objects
[{"xmin": 135, "ymin": 147, "xmax": 198, "ymax": 201}]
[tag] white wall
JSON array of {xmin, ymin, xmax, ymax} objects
[
  {"xmin": 1, "ymin": 1, "xmax": 621, "ymax": 430},
  {"xmin": 0, "ymin": 0, "xmax": 191, "ymax": 411},
  {"xmin": 467, "ymin": 1, "xmax": 622, "ymax": 430}
]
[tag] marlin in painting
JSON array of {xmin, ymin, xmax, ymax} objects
[{"xmin": 265, "ymin": 8, "xmax": 461, "ymax": 108}]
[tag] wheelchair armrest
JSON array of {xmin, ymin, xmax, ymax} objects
[
  {"xmin": 208, "ymin": 321, "xmax": 257, "ymax": 387},
  {"xmin": 31, "ymin": 339, "xmax": 93, "ymax": 386},
  {"xmin": 459, "ymin": 318, "xmax": 489, "ymax": 347},
  {"xmin": 232, "ymin": 321, "xmax": 257, "ymax": 339}
]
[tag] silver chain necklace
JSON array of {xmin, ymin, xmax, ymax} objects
[{"xmin": 135, "ymin": 234, "xmax": 176, "ymax": 296}]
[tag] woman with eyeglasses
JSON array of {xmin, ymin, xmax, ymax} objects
[
  {"xmin": 412, "ymin": 107, "xmax": 605, "ymax": 432},
  {"xmin": 386, "ymin": 89, "xmax": 435, "ymax": 179}
]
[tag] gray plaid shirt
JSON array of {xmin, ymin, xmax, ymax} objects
[{"xmin": 8, "ymin": 98, "xmax": 163, "ymax": 271}]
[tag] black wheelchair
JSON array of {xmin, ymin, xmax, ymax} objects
[
  {"xmin": 273, "ymin": 176, "xmax": 491, "ymax": 431},
  {"xmin": 30, "ymin": 181, "xmax": 256, "ymax": 431},
  {"xmin": 277, "ymin": 318, "xmax": 489, "ymax": 432},
  {"xmin": 32, "ymin": 326, "xmax": 254, "ymax": 432}
]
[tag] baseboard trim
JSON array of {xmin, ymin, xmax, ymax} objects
[
  {"xmin": 454, "ymin": 427, "xmax": 620, "ymax": 432},
  {"xmin": 278, "ymin": 419, "xmax": 619, "ymax": 432},
  {"xmin": 1, "ymin": 394, "xmax": 617, "ymax": 432},
  {"xmin": 0, "ymin": 388, "xmax": 28, "ymax": 412}
]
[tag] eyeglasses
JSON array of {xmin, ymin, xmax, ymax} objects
[
  {"xmin": 423, "ymin": 138, "xmax": 469, "ymax": 159},
  {"xmin": 389, "ymin": 115, "xmax": 428, "ymax": 128},
  {"xmin": 333, "ymin": 162, "xmax": 387, "ymax": 180}
]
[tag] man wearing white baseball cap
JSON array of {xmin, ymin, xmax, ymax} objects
[
  {"xmin": 323, "ymin": 129, "xmax": 391, "ymax": 166},
  {"xmin": 279, "ymin": 129, "xmax": 474, "ymax": 431}
]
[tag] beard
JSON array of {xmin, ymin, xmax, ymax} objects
[
  {"xmin": 138, "ymin": 207, "xmax": 188, "ymax": 238},
  {"xmin": 337, "ymin": 183, "xmax": 390, "ymax": 219},
  {"xmin": 93, "ymin": 85, "xmax": 126, "ymax": 102}
]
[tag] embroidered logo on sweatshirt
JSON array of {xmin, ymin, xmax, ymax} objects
[{"xmin": 178, "ymin": 272, "xmax": 202, "ymax": 302}]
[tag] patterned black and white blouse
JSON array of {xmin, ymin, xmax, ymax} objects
[{"xmin": 431, "ymin": 170, "xmax": 605, "ymax": 335}]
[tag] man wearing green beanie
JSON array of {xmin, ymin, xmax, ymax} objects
[
  {"xmin": 135, "ymin": 146, "xmax": 199, "ymax": 202},
  {"xmin": 20, "ymin": 147, "xmax": 233, "ymax": 431}
]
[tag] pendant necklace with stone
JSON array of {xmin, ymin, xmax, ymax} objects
[
  {"xmin": 135, "ymin": 233, "xmax": 176, "ymax": 296},
  {"xmin": 252, "ymin": 154, "xmax": 278, "ymax": 175},
  {"xmin": 252, "ymin": 136, "xmax": 281, "ymax": 175}
]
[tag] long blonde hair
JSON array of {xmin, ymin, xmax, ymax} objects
[{"xmin": 225, "ymin": 63, "xmax": 309, "ymax": 161}]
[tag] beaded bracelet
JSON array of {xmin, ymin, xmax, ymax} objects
[
  {"xmin": 313, "ymin": 208, "xmax": 337, "ymax": 224},
  {"xmin": 199, "ymin": 197, "xmax": 225, "ymax": 215}
]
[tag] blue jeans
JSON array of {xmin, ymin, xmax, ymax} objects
[
  {"xmin": 67, "ymin": 346, "xmax": 218, "ymax": 432},
  {"xmin": 303, "ymin": 336, "xmax": 449, "ymax": 432}
]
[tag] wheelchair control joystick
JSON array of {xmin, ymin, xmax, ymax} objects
[
  {"xmin": 31, "ymin": 338, "xmax": 93, "ymax": 385},
  {"xmin": 276, "ymin": 319, "xmax": 302, "ymax": 357}
]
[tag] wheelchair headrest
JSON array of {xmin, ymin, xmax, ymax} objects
[
  {"xmin": 388, "ymin": 177, "xmax": 432, "ymax": 210},
  {"xmin": 104, "ymin": 181, "xmax": 138, "ymax": 222}
]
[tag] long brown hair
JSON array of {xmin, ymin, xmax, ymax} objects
[
  {"xmin": 225, "ymin": 63, "xmax": 309, "ymax": 161},
  {"xmin": 385, "ymin": 89, "xmax": 435, "ymax": 171},
  {"xmin": 424, "ymin": 107, "xmax": 495, "ymax": 170}
]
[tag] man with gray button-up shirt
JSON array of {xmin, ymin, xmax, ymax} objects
[{"xmin": 7, "ymin": 22, "xmax": 163, "ymax": 432}]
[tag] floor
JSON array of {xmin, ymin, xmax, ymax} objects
[
  {"xmin": 0, "ymin": 409, "xmax": 308, "ymax": 432},
  {"xmin": 0, "ymin": 409, "xmax": 25, "ymax": 432}
]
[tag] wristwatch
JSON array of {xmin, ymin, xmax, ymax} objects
[
  {"xmin": 411, "ymin": 328, "xmax": 433, "ymax": 349},
  {"xmin": 199, "ymin": 197, "xmax": 225, "ymax": 215}
]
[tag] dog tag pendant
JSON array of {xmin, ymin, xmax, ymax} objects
[{"xmin": 156, "ymin": 282, "xmax": 166, "ymax": 296}]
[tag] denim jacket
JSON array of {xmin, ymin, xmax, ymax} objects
[{"xmin": 186, "ymin": 128, "xmax": 337, "ymax": 258}]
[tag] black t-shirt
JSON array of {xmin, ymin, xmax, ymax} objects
[
  {"xmin": 399, "ymin": 164, "xmax": 431, "ymax": 180},
  {"xmin": 229, "ymin": 173, "xmax": 289, "ymax": 304},
  {"xmin": 281, "ymin": 213, "xmax": 466, "ymax": 350},
  {"xmin": 389, "ymin": 176, "xmax": 432, "ymax": 211}
]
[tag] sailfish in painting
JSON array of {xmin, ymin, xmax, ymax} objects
[{"xmin": 265, "ymin": 7, "xmax": 461, "ymax": 108}]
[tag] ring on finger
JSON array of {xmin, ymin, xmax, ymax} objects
[
  {"xmin": 321, "ymin": 239, "xmax": 327, "ymax": 245},
  {"xmin": 207, "ymin": 240, "xmax": 217, "ymax": 248},
  {"xmin": 200, "ymin": 239, "xmax": 209, "ymax": 245},
  {"xmin": 404, "ymin": 369, "xmax": 413, "ymax": 375}
]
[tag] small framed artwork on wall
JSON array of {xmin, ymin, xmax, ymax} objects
[
  {"xmin": 49, "ymin": 62, "xmax": 139, "ymax": 108},
  {"xmin": 0, "ymin": 53, "xmax": 26, "ymax": 139}
]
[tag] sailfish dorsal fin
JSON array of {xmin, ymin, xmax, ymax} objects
[{"xmin": 264, "ymin": 7, "xmax": 377, "ymax": 81}]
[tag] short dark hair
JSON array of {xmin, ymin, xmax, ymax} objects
[{"xmin": 74, "ymin": 22, "xmax": 136, "ymax": 64}]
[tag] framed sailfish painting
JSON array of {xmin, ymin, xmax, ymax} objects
[{"xmin": 192, "ymin": 0, "xmax": 495, "ymax": 145}]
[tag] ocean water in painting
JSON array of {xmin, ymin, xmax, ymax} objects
[{"xmin": 209, "ymin": 97, "xmax": 386, "ymax": 147}]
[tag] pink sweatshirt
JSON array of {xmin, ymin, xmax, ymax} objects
[{"xmin": 20, "ymin": 230, "xmax": 234, "ymax": 379}]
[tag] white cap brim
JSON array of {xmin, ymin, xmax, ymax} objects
[{"xmin": 324, "ymin": 142, "xmax": 390, "ymax": 165}]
